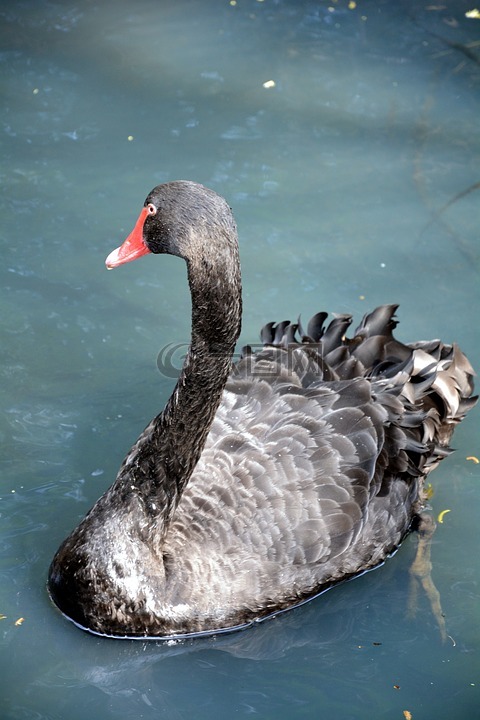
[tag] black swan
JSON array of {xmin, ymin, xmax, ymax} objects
[{"xmin": 48, "ymin": 181, "xmax": 476, "ymax": 639}]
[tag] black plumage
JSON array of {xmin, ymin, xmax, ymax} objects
[{"xmin": 48, "ymin": 181, "xmax": 476, "ymax": 639}]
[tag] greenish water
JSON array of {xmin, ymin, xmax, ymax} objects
[{"xmin": 1, "ymin": 1, "xmax": 479, "ymax": 718}]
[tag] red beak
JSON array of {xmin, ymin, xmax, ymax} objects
[{"xmin": 105, "ymin": 206, "xmax": 152, "ymax": 269}]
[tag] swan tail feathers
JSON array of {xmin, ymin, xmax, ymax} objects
[{"xmin": 257, "ymin": 304, "xmax": 476, "ymax": 477}]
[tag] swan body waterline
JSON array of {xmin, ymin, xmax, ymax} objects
[{"xmin": 48, "ymin": 181, "xmax": 476, "ymax": 639}]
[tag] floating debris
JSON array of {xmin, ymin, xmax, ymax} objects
[
  {"xmin": 424, "ymin": 482, "xmax": 434, "ymax": 500},
  {"xmin": 15, "ymin": 617, "xmax": 25, "ymax": 626},
  {"xmin": 465, "ymin": 9, "xmax": 480, "ymax": 19},
  {"xmin": 262, "ymin": 80, "xmax": 276, "ymax": 89},
  {"xmin": 437, "ymin": 509, "xmax": 451, "ymax": 524},
  {"xmin": 466, "ymin": 455, "xmax": 479, "ymax": 463}
]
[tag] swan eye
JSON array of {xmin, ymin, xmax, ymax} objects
[{"xmin": 146, "ymin": 203, "xmax": 157, "ymax": 215}]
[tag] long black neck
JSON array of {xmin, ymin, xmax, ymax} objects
[{"xmin": 111, "ymin": 237, "xmax": 242, "ymax": 533}]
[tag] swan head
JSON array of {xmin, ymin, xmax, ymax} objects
[{"xmin": 105, "ymin": 181, "xmax": 237, "ymax": 270}]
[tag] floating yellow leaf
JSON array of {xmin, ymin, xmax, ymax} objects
[
  {"xmin": 466, "ymin": 455, "xmax": 479, "ymax": 463},
  {"xmin": 403, "ymin": 711, "xmax": 412, "ymax": 720},
  {"xmin": 424, "ymin": 482, "xmax": 434, "ymax": 500},
  {"xmin": 349, "ymin": 1, "xmax": 357, "ymax": 8},
  {"xmin": 437, "ymin": 509, "xmax": 451, "ymax": 524},
  {"xmin": 465, "ymin": 9, "xmax": 480, "ymax": 18},
  {"xmin": 14, "ymin": 617, "xmax": 25, "ymax": 626},
  {"xmin": 0, "ymin": 614, "xmax": 7, "ymax": 620}
]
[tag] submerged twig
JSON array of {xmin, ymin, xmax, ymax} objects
[{"xmin": 420, "ymin": 180, "xmax": 480, "ymax": 235}]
